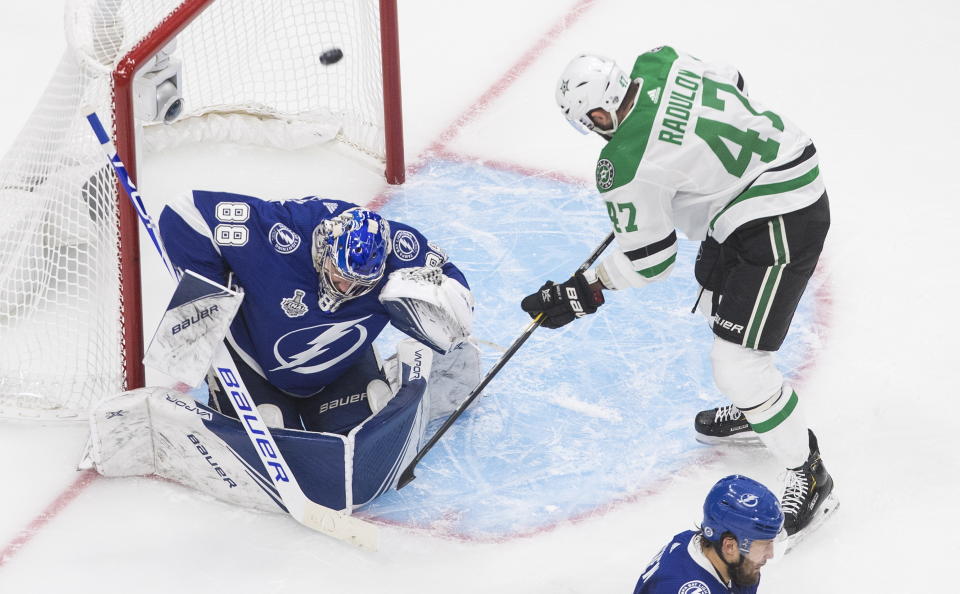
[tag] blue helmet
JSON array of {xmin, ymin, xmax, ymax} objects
[
  {"xmin": 702, "ymin": 475, "xmax": 783, "ymax": 553},
  {"xmin": 313, "ymin": 208, "xmax": 391, "ymax": 311}
]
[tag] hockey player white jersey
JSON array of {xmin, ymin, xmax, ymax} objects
[{"xmin": 594, "ymin": 46, "xmax": 825, "ymax": 290}]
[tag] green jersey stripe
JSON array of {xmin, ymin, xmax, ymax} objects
[
  {"xmin": 598, "ymin": 47, "xmax": 679, "ymax": 193},
  {"xmin": 637, "ymin": 253, "xmax": 677, "ymax": 278},
  {"xmin": 750, "ymin": 390, "xmax": 799, "ymax": 433},
  {"xmin": 709, "ymin": 165, "xmax": 820, "ymax": 230}
]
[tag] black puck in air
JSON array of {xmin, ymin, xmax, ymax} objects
[{"xmin": 319, "ymin": 48, "xmax": 343, "ymax": 65}]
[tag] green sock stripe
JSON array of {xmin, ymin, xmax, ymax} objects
[{"xmin": 750, "ymin": 390, "xmax": 798, "ymax": 433}]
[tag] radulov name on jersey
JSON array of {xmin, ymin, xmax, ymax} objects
[{"xmin": 658, "ymin": 69, "xmax": 702, "ymax": 146}]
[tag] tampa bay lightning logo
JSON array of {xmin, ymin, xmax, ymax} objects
[
  {"xmin": 271, "ymin": 316, "xmax": 371, "ymax": 374},
  {"xmin": 393, "ymin": 230, "xmax": 420, "ymax": 261},
  {"xmin": 268, "ymin": 222, "xmax": 301, "ymax": 254},
  {"xmin": 738, "ymin": 493, "xmax": 760, "ymax": 507},
  {"xmin": 679, "ymin": 580, "xmax": 711, "ymax": 594}
]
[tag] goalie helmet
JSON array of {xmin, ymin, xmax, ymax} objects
[
  {"xmin": 702, "ymin": 475, "xmax": 783, "ymax": 554},
  {"xmin": 312, "ymin": 208, "xmax": 391, "ymax": 312},
  {"xmin": 556, "ymin": 54, "xmax": 631, "ymax": 136}
]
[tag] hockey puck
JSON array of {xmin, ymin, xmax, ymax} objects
[{"xmin": 319, "ymin": 48, "xmax": 343, "ymax": 65}]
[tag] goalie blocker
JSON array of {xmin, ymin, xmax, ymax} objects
[{"xmin": 82, "ymin": 338, "xmax": 480, "ymax": 512}]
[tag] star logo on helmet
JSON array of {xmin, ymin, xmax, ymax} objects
[{"xmin": 559, "ymin": 79, "xmax": 570, "ymax": 96}]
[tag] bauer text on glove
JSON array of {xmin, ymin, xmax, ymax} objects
[{"xmin": 519, "ymin": 272, "xmax": 604, "ymax": 329}]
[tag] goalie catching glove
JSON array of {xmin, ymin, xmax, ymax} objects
[
  {"xmin": 379, "ymin": 266, "xmax": 474, "ymax": 354},
  {"xmin": 520, "ymin": 271, "xmax": 604, "ymax": 329}
]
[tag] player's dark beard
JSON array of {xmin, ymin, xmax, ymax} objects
[{"xmin": 729, "ymin": 557, "xmax": 761, "ymax": 587}]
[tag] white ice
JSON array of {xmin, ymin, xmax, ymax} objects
[{"xmin": 2, "ymin": 1, "xmax": 959, "ymax": 593}]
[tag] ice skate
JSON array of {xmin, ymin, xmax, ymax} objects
[
  {"xmin": 780, "ymin": 430, "xmax": 839, "ymax": 550},
  {"xmin": 694, "ymin": 404, "xmax": 761, "ymax": 445}
]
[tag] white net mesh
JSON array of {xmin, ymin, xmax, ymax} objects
[{"xmin": 0, "ymin": 0, "xmax": 389, "ymax": 419}]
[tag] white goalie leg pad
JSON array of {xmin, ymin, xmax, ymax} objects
[
  {"xmin": 379, "ymin": 337, "xmax": 478, "ymax": 421},
  {"xmin": 711, "ymin": 337, "xmax": 809, "ymax": 467},
  {"xmin": 86, "ymin": 386, "xmax": 283, "ymax": 513},
  {"xmin": 86, "ymin": 387, "xmax": 161, "ymax": 477},
  {"xmin": 424, "ymin": 338, "xmax": 481, "ymax": 421},
  {"xmin": 378, "ymin": 267, "xmax": 474, "ymax": 354}
]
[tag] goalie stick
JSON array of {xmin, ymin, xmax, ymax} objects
[
  {"xmin": 397, "ymin": 231, "xmax": 615, "ymax": 489},
  {"xmin": 86, "ymin": 112, "xmax": 378, "ymax": 551}
]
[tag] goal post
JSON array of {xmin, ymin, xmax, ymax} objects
[{"xmin": 0, "ymin": 0, "xmax": 405, "ymax": 419}]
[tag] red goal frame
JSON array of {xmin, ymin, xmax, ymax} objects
[{"xmin": 110, "ymin": 0, "xmax": 405, "ymax": 391}]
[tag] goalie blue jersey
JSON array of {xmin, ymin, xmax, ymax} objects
[
  {"xmin": 158, "ymin": 191, "xmax": 467, "ymax": 397},
  {"xmin": 633, "ymin": 531, "xmax": 760, "ymax": 594}
]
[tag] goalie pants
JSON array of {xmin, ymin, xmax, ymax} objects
[
  {"xmin": 210, "ymin": 343, "xmax": 386, "ymax": 434},
  {"xmin": 695, "ymin": 191, "xmax": 830, "ymax": 351}
]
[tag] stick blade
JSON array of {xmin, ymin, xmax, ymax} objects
[
  {"xmin": 300, "ymin": 502, "xmax": 379, "ymax": 552},
  {"xmin": 396, "ymin": 466, "xmax": 416, "ymax": 489}
]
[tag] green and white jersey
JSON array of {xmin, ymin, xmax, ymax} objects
[{"xmin": 595, "ymin": 46, "xmax": 825, "ymax": 290}]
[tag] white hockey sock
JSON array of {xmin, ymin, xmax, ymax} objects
[
  {"xmin": 740, "ymin": 384, "xmax": 809, "ymax": 469},
  {"xmin": 710, "ymin": 337, "xmax": 809, "ymax": 468}
]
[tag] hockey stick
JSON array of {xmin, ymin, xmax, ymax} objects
[
  {"xmin": 397, "ymin": 231, "xmax": 615, "ymax": 489},
  {"xmin": 86, "ymin": 112, "xmax": 378, "ymax": 551}
]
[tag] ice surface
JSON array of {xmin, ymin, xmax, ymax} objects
[
  {"xmin": 1, "ymin": 1, "xmax": 959, "ymax": 593},
  {"xmin": 366, "ymin": 159, "xmax": 821, "ymax": 539}
]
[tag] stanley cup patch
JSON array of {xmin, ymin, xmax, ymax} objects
[{"xmin": 281, "ymin": 289, "xmax": 309, "ymax": 318}]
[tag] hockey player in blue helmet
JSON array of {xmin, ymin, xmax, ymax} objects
[
  {"xmin": 158, "ymin": 192, "xmax": 475, "ymax": 435},
  {"xmin": 313, "ymin": 207, "xmax": 392, "ymax": 312},
  {"xmin": 633, "ymin": 475, "xmax": 782, "ymax": 593}
]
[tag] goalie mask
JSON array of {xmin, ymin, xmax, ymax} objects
[
  {"xmin": 312, "ymin": 208, "xmax": 391, "ymax": 312},
  {"xmin": 556, "ymin": 54, "xmax": 631, "ymax": 136}
]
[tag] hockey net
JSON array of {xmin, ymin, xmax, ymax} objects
[{"xmin": 0, "ymin": 0, "xmax": 404, "ymax": 420}]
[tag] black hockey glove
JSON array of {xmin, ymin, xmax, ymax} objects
[{"xmin": 520, "ymin": 272, "xmax": 604, "ymax": 329}]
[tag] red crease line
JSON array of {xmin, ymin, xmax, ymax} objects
[{"xmin": 0, "ymin": 469, "xmax": 99, "ymax": 567}]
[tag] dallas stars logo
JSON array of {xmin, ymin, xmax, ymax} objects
[
  {"xmin": 596, "ymin": 158, "xmax": 615, "ymax": 190},
  {"xmin": 559, "ymin": 79, "xmax": 570, "ymax": 95}
]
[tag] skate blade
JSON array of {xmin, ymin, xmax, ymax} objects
[
  {"xmin": 781, "ymin": 491, "xmax": 840, "ymax": 555},
  {"xmin": 694, "ymin": 433, "xmax": 764, "ymax": 447}
]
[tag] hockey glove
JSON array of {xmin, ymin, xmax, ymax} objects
[{"xmin": 520, "ymin": 272, "xmax": 604, "ymax": 329}]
